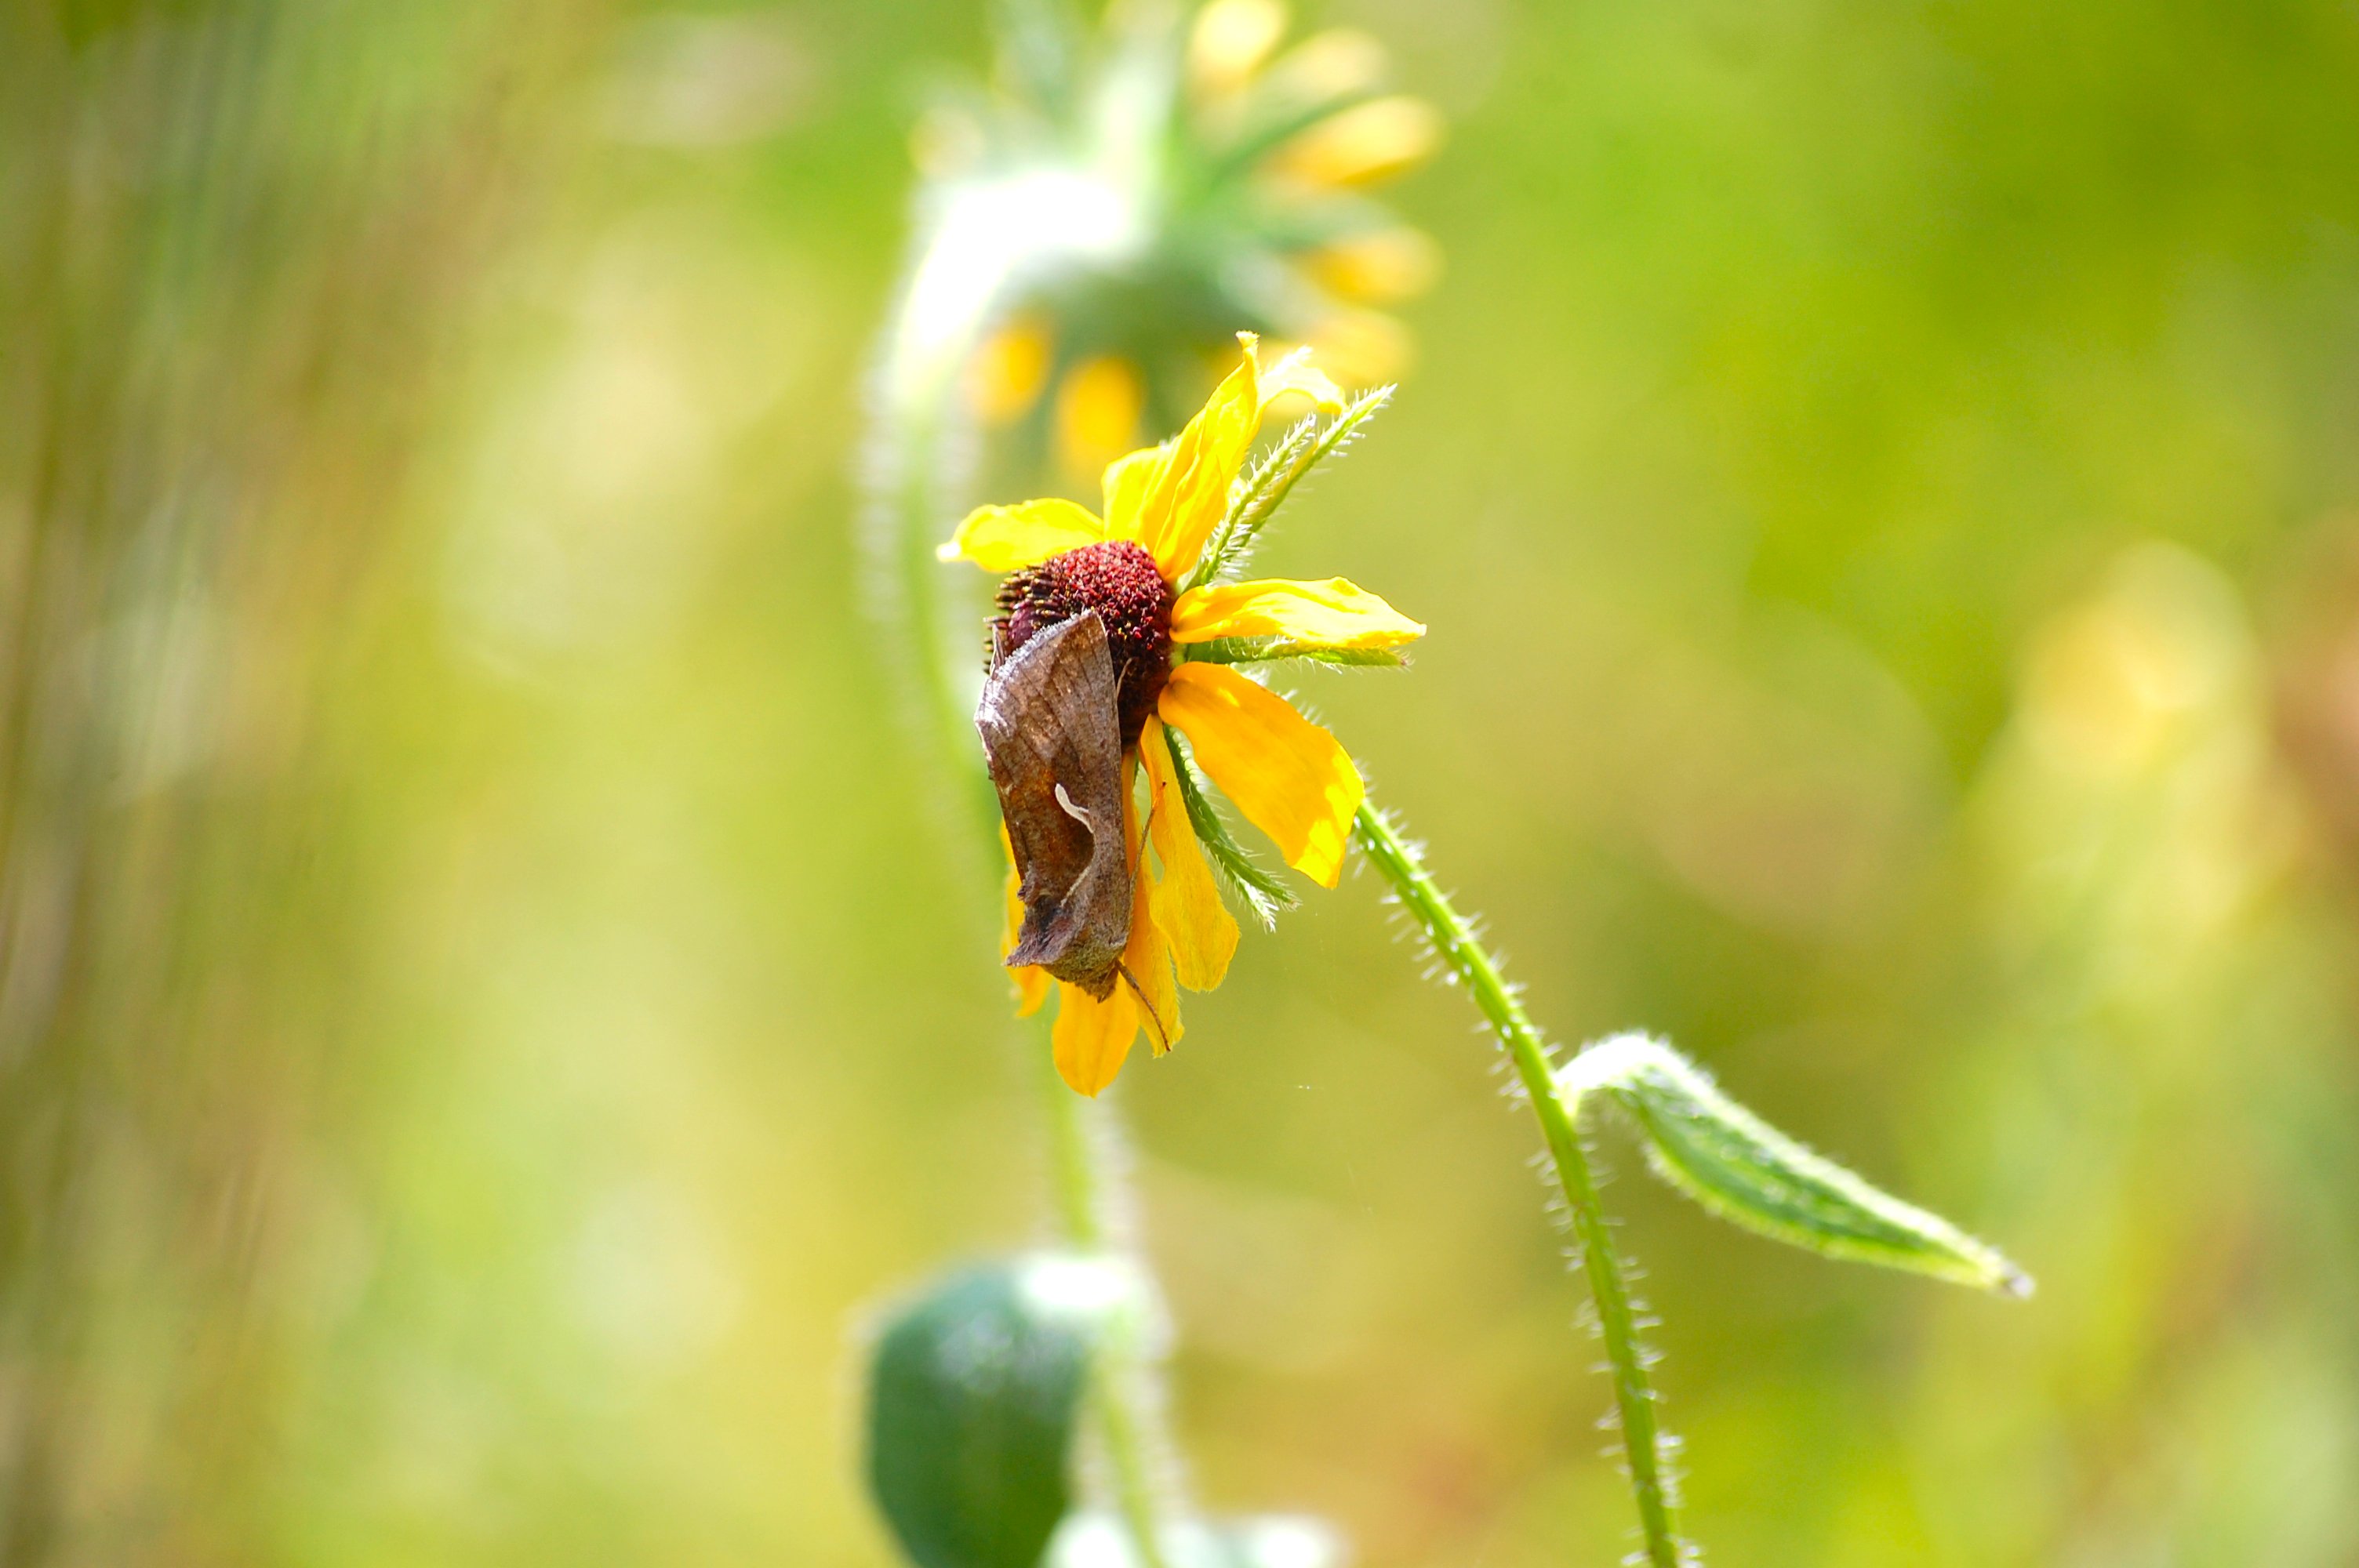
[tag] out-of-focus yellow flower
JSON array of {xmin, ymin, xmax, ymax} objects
[
  {"xmin": 1052, "ymin": 354, "xmax": 1146, "ymax": 478},
  {"xmin": 918, "ymin": 1, "xmax": 1445, "ymax": 456},
  {"xmin": 968, "ymin": 316, "xmax": 1052, "ymax": 425},
  {"xmin": 947, "ymin": 336, "xmax": 1425, "ymax": 1094}
]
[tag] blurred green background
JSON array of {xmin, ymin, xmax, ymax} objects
[{"xmin": 8, "ymin": 0, "xmax": 2359, "ymax": 1563}]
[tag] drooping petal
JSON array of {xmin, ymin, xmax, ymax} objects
[
  {"xmin": 1000, "ymin": 825, "xmax": 1050, "ymax": 1017},
  {"xmin": 1121, "ymin": 852, "xmax": 1183, "ymax": 1058},
  {"xmin": 1132, "ymin": 339, "xmax": 1263, "ymax": 581},
  {"xmin": 1047, "ymin": 775, "xmax": 1177, "ymax": 1095},
  {"xmin": 1254, "ymin": 345, "xmax": 1346, "ymax": 416},
  {"xmin": 1170, "ymin": 577, "xmax": 1425, "ymax": 650},
  {"xmin": 936, "ymin": 497, "xmax": 1105, "ymax": 571},
  {"xmin": 1158, "ymin": 662, "xmax": 1362, "ymax": 887},
  {"xmin": 1052, "ymin": 981, "xmax": 1136, "ymax": 1098},
  {"xmin": 1140, "ymin": 719, "xmax": 1239, "ymax": 991},
  {"xmin": 1101, "ymin": 443, "xmax": 1169, "ymax": 541}
]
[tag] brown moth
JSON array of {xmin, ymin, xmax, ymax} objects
[{"xmin": 978, "ymin": 611, "xmax": 1132, "ymax": 999}]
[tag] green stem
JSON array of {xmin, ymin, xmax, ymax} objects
[
  {"xmin": 1352, "ymin": 803, "xmax": 1685, "ymax": 1568},
  {"xmin": 868, "ymin": 270, "xmax": 1183, "ymax": 1568},
  {"xmin": 1036, "ymin": 1051, "xmax": 1179, "ymax": 1568}
]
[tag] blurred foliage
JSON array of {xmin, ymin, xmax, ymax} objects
[
  {"xmin": 4, "ymin": 0, "xmax": 2359, "ymax": 1565},
  {"xmin": 868, "ymin": 1257, "xmax": 1125, "ymax": 1568}
]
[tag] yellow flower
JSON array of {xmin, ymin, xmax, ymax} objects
[
  {"xmin": 936, "ymin": 1, "xmax": 1442, "ymax": 456},
  {"xmin": 949, "ymin": 335, "xmax": 1425, "ymax": 1095},
  {"xmin": 1052, "ymin": 354, "xmax": 1146, "ymax": 477}
]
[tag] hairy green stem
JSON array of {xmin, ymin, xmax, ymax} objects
[
  {"xmin": 1353, "ymin": 804, "xmax": 1685, "ymax": 1568},
  {"xmin": 868, "ymin": 274, "xmax": 1183, "ymax": 1568},
  {"xmin": 1036, "ymin": 1050, "xmax": 1178, "ymax": 1568}
]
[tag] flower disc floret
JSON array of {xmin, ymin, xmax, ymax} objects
[{"xmin": 994, "ymin": 541, "xmax": 1173, "ymax": 747}]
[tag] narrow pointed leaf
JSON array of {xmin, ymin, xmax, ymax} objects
[
  {"xmin": 1162, "ymin": 726, "xmax": 1296, "ymax": 925},
  {"xmin": 1558, "ymin": 1035, "xmax": 2032, "ymax": 1297},
  {"xmin": 1182, "ymin": 638, "xmax": 1408, "ymax": 669},
  {"xmin": 1187, "ymin": 387, "xmax": 1393, "ymax": 591}
]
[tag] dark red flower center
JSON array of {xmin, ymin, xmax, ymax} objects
[{"xmin": 994, "ymin": 540, "xmax": 1173, "ymax": 747}]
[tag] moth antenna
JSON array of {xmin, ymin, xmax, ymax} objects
[{"xmin": 1117, "ymin": 961, "xmax": 1173, "ymax": 1054}]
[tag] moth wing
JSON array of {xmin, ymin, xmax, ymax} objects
[{"xmin": 976, "ymin": 612, "xmax": 1132, "ymax": 990}]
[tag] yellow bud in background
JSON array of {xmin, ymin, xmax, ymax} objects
[
  {"xmin": 1053, "ymin": 356, "xmax": 1144, "ymax": 477},
  {"xmin": 1266, "ymin": 96, "xmax": 1445, "ymax": 188},
  {"xmin": 1189, "ymin": 0, "xmax": 1289, "ymax": 100},
  {"xmin": 1301, "ymin": 227, "xmax": 1442, "ymax": 303},
  {"xmin": 968, "ymin": 318, "xmax": 1053, "ymax": 425}
]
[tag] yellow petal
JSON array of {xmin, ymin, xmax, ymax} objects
[
  {"xmin": 1101, "ymin": 443, "xmax": 1169, "ymax": 541},
  {"xmin": 1141, "ymin": 720, "xmax": 1239, "ymax": 991},
  {"xmin": 937, "ymin": 497, "xmax": 1106, "ymax": 571},
  {"xmin": 1299, "ymin": 227, "xmax": 1441, "ymax": 304},
  {"xmin": 1188, "ymin": 0, "xmax": 1288, "ymax": 99},
  {"xmin": 1052, "ymin": 981, "xmax": 1136, "ymax": 1097},
  {"xmin": 1158, "ymin": 662, "xmax": 1361, "ymax": 887},
  {"xmin": 1132, "ymin": 336, "xmax": 1264, "ymax": 580},
  {"xmin": 1118, "ymin": 335, "xmax": 1356, "ymax": 580},
  {"xmin": 1306, "ymin": 309, "xmax": 1410, "ymax": 384},
  {"xmin": 1265, "ymin": 96, "xmax": 1444, "ymax": 188},
  {"xmin": 1121, "ymin": 854, "xmax": 1183, "ymax": 1058},
  {"xmin": 1255, "ymin": 344, "xmax": 1346, "ymax": 416},
  {"xmin": 1117, "ymin": 775, "xmax": 1183, "ymax": 1054},
  {"xmin": 1000, "ymin": 826, "xmax": 1050, "ymax": 1017},
  {"xmin": 1263, "ymin": 28, "xmax": 1386, "ymax": 103},
  {"xmin": 1171, "ymin": 577, "xmax": 1425, "ymax": 650}
]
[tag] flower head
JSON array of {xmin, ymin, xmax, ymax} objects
[
  {"xmin": 919, "ymin": 0, "xmax": 1445, "ymax": 481},
  {"xmin": 946, "ymin": 336, "xmax": 1424, "ymax": 1094}
]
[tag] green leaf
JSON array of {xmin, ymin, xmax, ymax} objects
[
  {"xmin": 1557, "ymin": 1035, "xmax": 2033, "ymax": 1297},
  {"xmin": 1181, "ymin": 638, "xmax": 1407, "ymax": 669},
  {"xmin": 1162, "ymin": 727, "xmax": 1296, "ymax": 926},
  {"xmin": 1186, "ymin": 388, "xmax": 1393, "ymax": 593},
  {"xmin": 867, "ymin": 1254, "xmax": 1135, "ymax": 1568}
]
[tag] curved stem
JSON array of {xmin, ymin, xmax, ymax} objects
[
  {"xmin": 867, "ymin": 262, "xmax": 1183, "ymax": 1568},
  {"xmin": 1352, "ymin": 803, "xmax": 1685, "ymax": 1568}
]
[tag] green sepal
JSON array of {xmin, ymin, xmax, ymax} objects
[
  {"xmin": 1558, "ymin": 1035, "xmax": 2033, "ymax": 1297},
  {"xmin": 1202, "ymin": 84, "xmax": 1386, "ymax": 184},
  {"xmin": 1187, "ymin": 388, "xmax": 1393, "ymax": 593},
  {"xmin": 1181, "ymin": 638, "xmax": 1408, "ymax": 669},
  {"xmin": 866, "ymin": 1254, "xmax": 1135, "ymax": 1568},
  {"xmin": 1162, "ymin": 727, "xmax": 1296, "ymax": 927}
]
